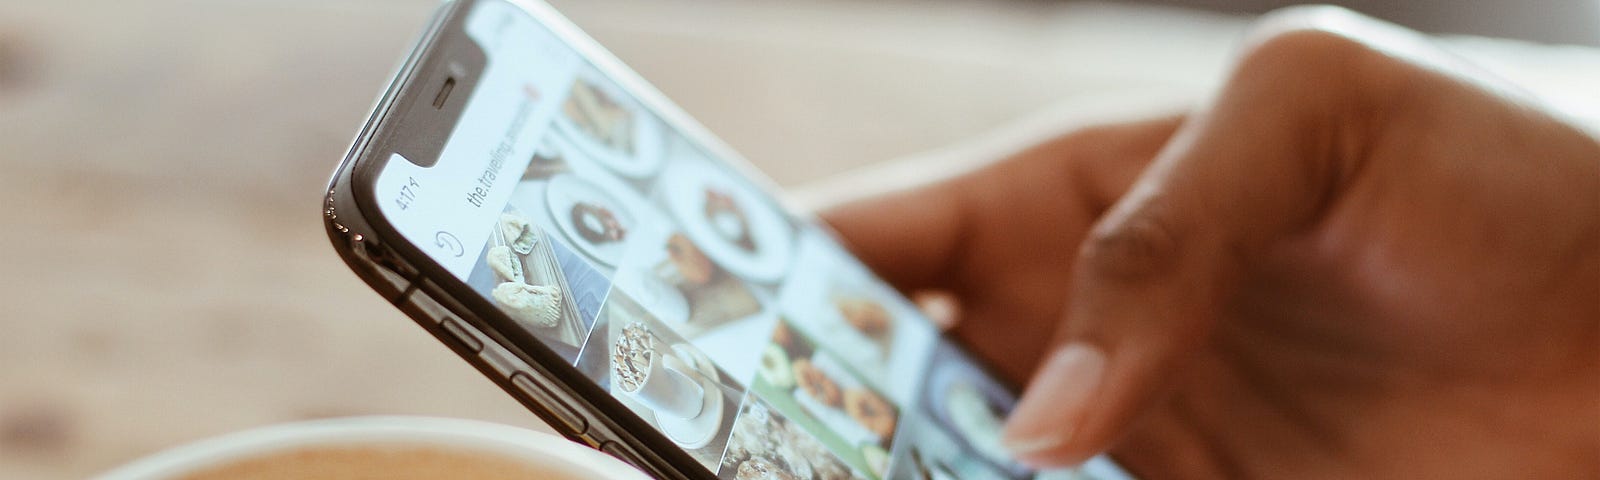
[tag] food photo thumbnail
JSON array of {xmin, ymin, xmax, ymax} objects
[
  {"xmin": 722, "ymin": 396, "xmax": 866, "ymax": 480},
  {"xmin": 777, "ymin": 231, "xmax": 938, "ymax": 403},
  {"xmin": 555, "ymin": 70, "xmax": 666, "ymax": 180},
  {"xmin": 574, "ymin": 288, "xmax": 742, "ymax": 471},
  {"xmin": 466, "ymin": 209, "xmax": 610, "ymax": 361},
  {"xmin": 752, "ymin": 321, "xmax": 899, "ymax": 478}
]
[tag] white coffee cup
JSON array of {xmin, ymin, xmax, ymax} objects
[
  {"xmin": 626, "ymin": 351, "xmax": 709, "ymax": 419},
  {"xmin": 93, "ymin": 416, "xmax": 651, "ymax": 480},
  {"xmin": 613, "ymin": 325, "xmax": 708, "ymax": 419}
]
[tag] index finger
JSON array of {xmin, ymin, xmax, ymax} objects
[{"xmin": 810, "ymin": 116, "xmax": 1185, "ymax": 294}]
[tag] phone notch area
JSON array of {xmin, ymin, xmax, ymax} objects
[{"xmin": 383, "ymin": 37, "xmax": 485, "ymax": 168}]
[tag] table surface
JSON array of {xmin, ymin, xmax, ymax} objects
[{"xmin": 0, "ymin": 1, "xmax": 1595, "ymax": 478}]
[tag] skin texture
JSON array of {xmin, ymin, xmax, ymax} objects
[{"xmin": 814, "ymin": 7, "xmax": 1599, "ymax": 480}]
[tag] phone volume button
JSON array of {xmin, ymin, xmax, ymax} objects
[
  {"xmin": 437, "ymin": 317, "xmax": 483, "ymax": 353},
  {"xmin": 510, "ymin": 372, "xmax": 589, "ymax": 436}
]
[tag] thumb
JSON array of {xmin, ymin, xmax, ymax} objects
[{"xmin": 1001, "ymin": 14, "xmax": 1406, "ymax": 468}]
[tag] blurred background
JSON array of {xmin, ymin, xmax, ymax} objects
[{"xmin": 0, "ymin": 0, "xmax": 1595, "ymax": 478}]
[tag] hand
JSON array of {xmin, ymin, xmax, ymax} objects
[{"xmin": 813, "ymin": 7, "xmax": 1599, "ymax": 479}]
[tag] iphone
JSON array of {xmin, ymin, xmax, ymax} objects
[{"xmin": 323, "ymin": 1, "xmax": 1133, "ymax": 479}]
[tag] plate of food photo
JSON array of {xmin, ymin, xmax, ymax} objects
[
  {"xmin": 554, "ymin": 71, "xmax": 665, "ymax": 179},
  {"xmin": 660, "ymin": 161, "xmax": 794, "ymax": 284},
  {"xmin": 722, "ymin": 398, "xmax": 866, "ymax": 480},
  {"xmin": 544, "ymin": 173, "xmax": 635, "ymax": 267},
  {"xmin": 477, "ymin": 209, "xmax": 589, "ymax": 348}
]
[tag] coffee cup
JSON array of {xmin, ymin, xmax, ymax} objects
[
  {"xmin": 613, "ymin": 323, "xmax": 707, "ymax": 419},
  {"xmin": 630, "ymin": 350, "xmax": 709, "ymax": 419},
  {"xmin": 92, "ymin": 416, "xmax": 651, "ymax": 480}
]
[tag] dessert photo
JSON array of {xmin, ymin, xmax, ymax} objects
[
  {"xmin": 721, "ymin": 396, "xmax": 866, "ymax": 480},
  {"xmin": 655, "ymin": 148, "xmax": 796, "ymax": 285},
  {"xmin": 573, "ymin": 288, "xmax": 741, "ymax": 471},
  {"xmin": 752, "ymin": 320, "xmax": 900, "ymax": 479},
  {"xmin": 465, "ymin": 208, "xmax": 610, "ymax": 361},
  {"xmin": 657, "ymin": 231, "xmax": 765, "ymax": 334},
  {"xmin": 500, "ymin": 127, "xmax": 665, "ymax": 278},
  {"xmin": 544, "ymin": 172, "xmax": 635, "ymax": 267},
  {"xmin": 778, "ymin": 231, "xmax": 937, "ymax": 403},
  {"xmin": 595, "ymin": 183, "xmax": 777, "ymax": 386},
  {"xmin": 609, "ymin": 216, "xmax": 769, "ymax": 342},
  {"xmin": 555, "ymin": 68, "xmax": 666, "ymax": 179}
]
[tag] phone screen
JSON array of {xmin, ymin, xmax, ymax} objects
[{"xmin": 372, "ymin": 2, "xmax": 1128, "ymax": 479}]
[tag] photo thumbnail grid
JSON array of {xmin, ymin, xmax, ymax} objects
[{"xmin": 458, "ymin": 63, "xmax": 1073, "ymax": 480}]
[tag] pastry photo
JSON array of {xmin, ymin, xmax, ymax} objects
[
  {"xmin": 751, "ymin": 319, "xmax": 900, "ymax": 479},
  {"xmin": 554, "ymin": 68, "xmax": 665, "ymax": 179},
  {"xmin": 657, "ymin": 155, "xmax": 795, "ymax": 285},
  {"xmin": 603, "ymin": 214, "xmax": 775, "ymax": 388},
  {"xmin": 832, "ymin": 296, "xmax": 893, "ymax": 347},
  {"xmin": 776, "ymin": 231, "xmax": 938, "ymax": 404},
  {"xmin": 543, "ymin": 173, "xmax": 636, "ymax": 267},
  {"xmin": 464, "ymin": 208, "xmax": 610, "ymax": 362},
  {"xmin": 564, "ymin": 77, "xmax": 635, "ymax": 154},
  {"xmin": 721, "ymin": 396, "xmax": 866, "ymax": 480},
  {"xmin": 491, "ymin": 281, "xmax": 562, "ymax": 329},
  {"xmin": 636, "ymin": 230, "xmax": 764, "ymax": 338}
]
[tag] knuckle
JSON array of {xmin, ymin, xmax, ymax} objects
[
  {"xmin": 1079, "ymin": 208, "xmax": 1183, "ymax": 282},
  {"xmin": 1234, "ymin": 7, "xmax": 1412, "ymax": 99},
  {"xmin": 1229, "ymin": 8, "xmax": 1426, "ymax": 130},
  {"xmin": 1243, "ymin": 25, "xmax": 1374, "ymax": 82}
]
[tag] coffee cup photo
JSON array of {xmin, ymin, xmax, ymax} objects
[
  {"xmin": 613, "ymin": 322, "xmax": 710, "ymax": 419},
  {"xmin": 574, "ymin": 288, "xmax": 744, "ymax": 471}
]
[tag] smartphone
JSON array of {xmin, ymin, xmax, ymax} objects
[{"xmin": 324, "ymin": 1, "xmax": 1134, "ymax": 479}]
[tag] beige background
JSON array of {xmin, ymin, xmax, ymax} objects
[{"xmin": 0, "ymin": 1, "xmax": 1596, "ymax": 478}]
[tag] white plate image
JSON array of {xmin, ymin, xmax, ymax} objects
[
  {"xmin": 554, "ymin": 73, "xmax": 665, "ymax": 179},
  {"xmin": 545, "ymin": 173, "xmax": 635, "ymax": 267},
  {"xmin": 660, "ymin": 161, "xmax": 795, "ymax": 284}
]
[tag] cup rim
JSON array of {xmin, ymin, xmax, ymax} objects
[{"xmin": 92, "ymin": 415, "xmax": 651, "ymax": 480}]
